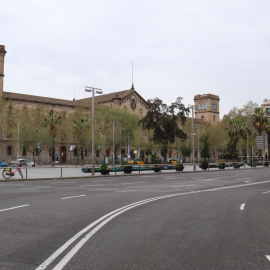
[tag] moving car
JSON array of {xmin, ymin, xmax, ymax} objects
[
  {"xmin": 11, "ymin": 159, "xmax": 36, "ymax": 167},
  {"xmin": 0, "ymin": 160, "xmax": 8, "ymax": 167}
]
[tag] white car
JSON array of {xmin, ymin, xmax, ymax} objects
[{"xmin": 11, "ymin": 159, "xmax": 37, "ymax": 167}]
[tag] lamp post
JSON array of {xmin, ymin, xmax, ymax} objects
[
  {"xmin": 85, "ymin": 86, "xmax": 103, "ymax": 176},
  {"xmin": 110, "ymin": 122, "xmax": 115, "ymax": 168},
  {"xmin": 189, "ymin": 105, "xmax": 196, "ymax": 171},
  {"xmin": 14, "ymin": 117, "xmax": 20, "ymax": 159},
  {"xmin": 138, "ymin": 134, "xmax": 147, "ymax": 160},
  {"xmin": 119, "ymin": 127, "xmax": 125, "ymax": 165},
  {"xmin": 196, "ymin": 126, "xmax": 201, "ymax": 165}
]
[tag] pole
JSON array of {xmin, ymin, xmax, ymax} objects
[
  {"xmin": 196, "ymin": 126, "xmax": 200, "ymax": 165},
  {"xmin": 17, "ymin": 118, "xmax": 20, "ymax": 159},
  {"xmin": 85, "ymin": 86, "xmax": 103, "ymax": 176},
  {"xmin": 112, "ymin": 122, "xmax": 115, "ymax": 167},
  {"xmin": 189, "ymin": 105, "xmax": 196, "ymax": 171},
  {"xmin": 92, "ymin": 89, "xmax": 95, "ymax": 176}
]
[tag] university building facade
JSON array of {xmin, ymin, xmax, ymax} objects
[{"xmin": 0, "ymin": 45, "xmax": 222, "ymax": 164}]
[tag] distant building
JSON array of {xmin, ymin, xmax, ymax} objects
[
  {"xmin": 193, "ymin": 94, "xmax": 220, "ymax": 123},
  {"xmin": 261, "ymin": 99, "xmax": 270, "ymax": 118}
]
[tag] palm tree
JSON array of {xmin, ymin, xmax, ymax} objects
[
  {"xmin": 43, "ymin": 110, "xmax": 62, "ymax": 162},
  {"xmin": 72, "ymin": 116, "xmax": 89, "ymax": 166},
  {"xmin": 226, "ymin": 118, "xmax": 242, "ymax": 160},
  {"xmin": 253, "ymin": 107, "xmax": 268, "ymax": 136},
  {"xmin": 252, "ymin": 107, "xmax": 269, "ymax": 159}
]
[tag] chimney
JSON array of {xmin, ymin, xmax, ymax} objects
[{"xmin": 0, "ymin": 45, "xmax": 7, "ymax": 96}]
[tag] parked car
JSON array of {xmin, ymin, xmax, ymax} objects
[
  {"xmin": 0, "ymin": 160, "xmax": 8, "ymax": 167},
  {"xmin": 128, "ymin": 159, "xmax": 145, "ymax": 165},
  {"xmin": 11, "ymin": 159, "xmax": 36, "ymax": 167},
  {"xmin": 168, "ymin": 159, "xmax": 177, "ymax": 164}
]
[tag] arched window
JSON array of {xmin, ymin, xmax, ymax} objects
[
  {"xmin": 213, "ymin": 115, "xmax": 216, "ymax": 122},
  {"xmin": 201, "ymin": 115, "xmax": 204, "ymax": 120},
  {"xmin": 22, "ymin": 146, "xmax": 26, "ymax": 156},
  {"xmin": 73, "ymin": 148, "xmax": 78, "ymax": 156},
  {"xmin": 7, "ymin": 146, "xmax": 12, "ymax": 156}
]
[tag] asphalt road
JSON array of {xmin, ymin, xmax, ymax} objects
[{"xmin": 1, "ymin": 168, "xmax": 270, "ymax": 269}]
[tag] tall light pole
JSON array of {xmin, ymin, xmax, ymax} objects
[
  {"xmin": 14, "ymin": 117, "xmax": 20, "ymax": 159},
  {"xmin": 110, "ymin": 122, "xmax": 115, "ymax": 167},
  {"xmin": 196, "ymin": 126, "xmax": 201, "ymax": 165},
  {"xmin": 189, "ymin": 105, "xmax": 196, "ymax": 171},
  {"xmin": 85, "ymin": 86, "xmax": 103, "ymax": 176},
  {"xmin": 119, "ymin": 127, "xmax": 125, "ymax": 165},
  {"xmin": 138, "ymin": 134, "xmax": 147, "ymax": 160}
]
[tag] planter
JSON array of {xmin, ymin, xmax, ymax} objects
[
  {"xmin": 153, "ymin": 167, "xmax": 161, "ymax": 173},
  {"xmin": 218, "ymin": 166, "xmax": 225, "ymax": 169},
  {"xmin": 100, "ymin": 169, "xmax": 110, "ymax": 175},
  {"xmin": 123, "ymin": 166, "xmax": 133, "ymax": 174},
  {"xmin": 264, "ymin": 161, "xmax": 270, "ymax": 167},
  {"xmin": 176, "ymin": 167, "xmax": 184, "ymax": 171}
]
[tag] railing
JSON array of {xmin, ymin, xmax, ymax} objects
[{"xmin": 0, "ymin": 162, "xmax": 268, "ymax": 180}]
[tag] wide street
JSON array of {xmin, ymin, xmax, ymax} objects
[{"xmin": 1, "ymin": 168, "xmax": 270, "ymax": 269}]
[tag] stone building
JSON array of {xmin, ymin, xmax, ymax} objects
[
  {"xmin": 0, "ymin": 45, "xmax": 148, "ymax": 164},
  {"xmin": 262, "ymin": 99, "xmax": 270, "ymax": 118},
  {"xmin": 193, "ymin": 94, "xmax": 220, "ymax": 123}
]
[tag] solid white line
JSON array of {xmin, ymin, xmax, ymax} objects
[
  {"xmin": 122, "ymin": 182, "xmax": 147, "ymax": 185},
  {"xmin": 115, "ymin": 190, "xmax": 136, "ymax": 192},
  {"xmin": 36, "ymin": 179, "xmax": 270, "ymax": 270},
  {"xmin": 171, "ymin": 184, "xmax": 195, "ymax": 187},
  {"xmin": 61, "ymin": 195, "xmax": 86, "ymax": 200},
  {"xmin": 240, "ymin": 203, "xmax": 246, "ymax": 210},
  {"xmin": 93, "ymin": 180, "xmax": 115, "ymax": 182},
  {"xmin": 81, "ymin": 184, "xmax": 103, "ymax": 187},
  {"xmin": 0, "ymin": 204, "xmax": 29, "ymax": 212}
]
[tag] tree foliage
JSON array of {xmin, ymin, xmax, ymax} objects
[{"xmin": 140, "ymin": 97, "xmax": 189, "ymax": 161}]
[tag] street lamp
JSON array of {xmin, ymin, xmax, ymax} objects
[
  {"xmin": 138, "ymin": 134, "xmax": 147, "ymax": 160},
  {"xmin": 14, "ymin": 117, "xmax": 20, "ymax": 159},
  {"xmin": 196, "ymin": 126, "xmax": 201, "ymax": 165},
  {"xmin": 85, "ymin": 86, "xmax": 103, "ymax": 176},
  {"xmin": 189, "ymin": 105, "xmax": 196, "ymax": 171},
  {"xmin": 110, "ymin": 122, "xmax": 115, "ymax": 168},
  {"xmin": 119, "ymin": 127, "xmax": 125, "ymax": 165}
]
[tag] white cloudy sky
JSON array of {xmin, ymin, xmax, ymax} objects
[{"xmin": 1, "ymin": 0, "xmax": 270, "ymax": 118}]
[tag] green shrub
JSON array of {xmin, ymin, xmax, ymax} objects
[
  {"xmin": 200, "ymin": 158, "xmax": 208, "ymax": 170},
  {"xmin": 100, "ymin": 163, "xmax": 109, "ymax": 170}
]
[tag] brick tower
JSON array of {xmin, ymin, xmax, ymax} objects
[
  {"xmin": 194, "ymin": 94, "xmax": 220, "ymax": 123},
  {"xmin": 0, "ymin": 45, "xmax": 7, "ymax": 97}
]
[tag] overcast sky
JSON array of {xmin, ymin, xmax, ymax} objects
[{"xmin": 1, "ymin": 0, "xmax": 270, "ymax": 118}]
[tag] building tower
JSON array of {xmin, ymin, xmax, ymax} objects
[
  {"xmin": 0, "ymin": 45, "xmax": 7, "ymax": 97},
  {"xmin": 194, "ymin": 93, "xmax": 220, "ymax": 123}
]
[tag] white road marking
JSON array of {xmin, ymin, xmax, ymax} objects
[
  {"xmin": 240, "ymin": 203, "xmax": 246, "ymax": 210},
  {"xmin": 115, "ymin": 190, "xmax": 136, "ymax": 192},
  {"xmin": 262, "ymin": 191, "xmax": 270, "ymax": 194},
  {"xmin": 122, "ymin": 182, "xmax": 147, "ymax": 185},
  {"xmin": 61, "ymin": 195, "xmax": 86, "ymax": 200},
  {"xmin": 236, "ymin": 178, "xmax": 251, "ymax": 181},
  {"xmin": 20, "ymin": 187, "xmax": 51, "ymax": 189},
  {"xmin": 81, "ymin": 184, "xmax": 103, "ymax": 187},
  {"xmin": 93, "ymin": 180, "xmax": 115, "ymax": 182},
  {"xmin": 0, "ymin": 204, "xmax": 29, "ymax": 212},
  {"xmin": 171, "ymin": 184, "xmax": 195, "ymax": 187},
  {"xmin": 266, "ymin": 255, "xmax": 270, "ymax": 262},
  {"xmin": 36, "ymin": 179, "xmax": 270, "ymax": 270}
]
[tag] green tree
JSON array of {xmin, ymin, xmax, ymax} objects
[
  {"xmin": 43, "ymin": 110, "xmax": 62, "ymax": 162},
  {"xmin": 140, "ymin": 97, "xmax": 189, "ymax": 162},
  {"xmin": 72, "ymin": 115, "xmax": 90, "ymax": 165},
  {"xmin": 201, "ymin": 135, "xmax": 210, "ymax": 159}
]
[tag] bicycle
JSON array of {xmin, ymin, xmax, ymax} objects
[{"xmin": 2, "ymin": 167, "xmax": 23, "ymax": 179}]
